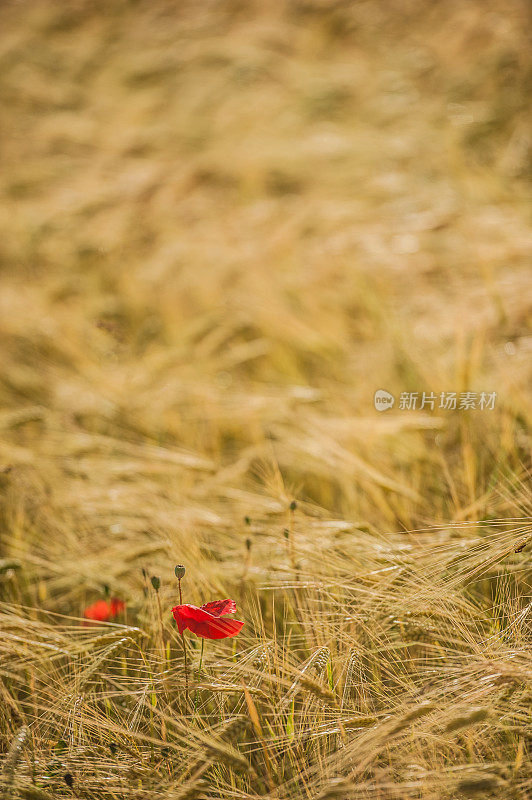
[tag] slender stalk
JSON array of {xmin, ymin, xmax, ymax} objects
[
  {"xmin": 155, "ymin": 591, "xmax": 166, "ymax": 662},
  {"xmin": 178, "ymin": 576, "xmax": 189, "ymax": 704},
  {"xmin": 194, "ymin": 638, "xmax": 205, "ymax": 711},
  {"xmin": 199, "ymin": 637, "xmax": 204, "ymax": 675}
]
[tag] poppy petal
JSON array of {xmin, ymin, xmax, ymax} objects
[
  {"xmin": 201, "ymin": 599, "xmax": 237, "ymax": 617},
  {"xmin": 172, "ymin": 605, "xmax": 188, "ymax": 634},
  {"xmin": 185, "ymin": 615, "xmax": 244, "ymax": 639},
  {"xmin": 84, "ymin": 599, "xmax": 111, "ymax": 621},
  {"xmin": 84, "ymin": 598, "xmax": 124, "ymax": 622},
  {"xmin": 110, "ymin": 598, "xmax": 125, "ymax": 617},
  {"xmin": 172, "ymin": 604, "xmax": 244, "ymax": 640}
]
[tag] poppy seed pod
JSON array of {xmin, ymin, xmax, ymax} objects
[{"xmin": 174, "ymin": 564, "xmax": 186, "ymax": 579}]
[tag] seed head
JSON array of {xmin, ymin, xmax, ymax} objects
[{"xmin": 174, "ymin": 564, "xmax": 186, "ymax": 579}]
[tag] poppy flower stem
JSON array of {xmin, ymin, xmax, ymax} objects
[
  {"xmin": 199, "ymin": 637, "xmax": 205, "ymax": 674},
  {"xmin": 178, "ymin": 575, "xmax": 189, "ymax": 704},
  {"xmin": 194, "ymin": 637, "xmax": 205, "ymax": 711},
  {"xmin": 155, "ymin": 591, "xmax": 166, "ymax": 663},
  {"xmin": 150, "ymin": 576, "xmax": 166, "ymax": 664}
]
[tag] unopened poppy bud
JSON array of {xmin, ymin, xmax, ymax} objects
[
  {"xmin": 174, "ymin": 564, "xmax": 186, "ymax": 579},
  {"xmin": 150, "ymin": 576, "xmax": 160, "ymax": 592},
  {"xmin": 290, "ymin": 500, "xmax": 297, "ymax": 511},
  {"xmin": 245, "ymin": 537, "xmax": 252, "ymax": 551},
  {"xmin": 244, "ymin": 515, "xmax": 251, "ymax": 525},
  {"xmin": 284, "ymin": 528, "xmax": 290, "ymax": 539}
]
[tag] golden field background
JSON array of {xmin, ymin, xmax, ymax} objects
[{"xmin": 0, "ymin": 1, "xmax": 531, "ymax": 798}]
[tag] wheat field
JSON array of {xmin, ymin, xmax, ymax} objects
[{"xmin": 0, "ymin": 1, "xmax": 531, "ymax": 798}]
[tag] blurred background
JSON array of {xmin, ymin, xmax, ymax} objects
[
  {"xmin": 0, "ymin": 4, "xmax": 531, "ymax": 797},
  {"xmin": 0, "ymin": 0, "xmax": 531, "ymax": 542}
]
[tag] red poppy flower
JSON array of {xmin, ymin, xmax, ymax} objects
[
  {"xmin": 172, "ymin": 599, "xmax": 244, "ymax": 640},
  {"xmin": 83, "ymin": 598, "xmax": 125, "ymax": 622}
]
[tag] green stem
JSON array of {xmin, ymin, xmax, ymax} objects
[
  {"xmin": 155, "ymin": 590, "xmax": 166, "ymax": 664},
  {"xmin": 194, "ymin": 638, "xmax": 205, "ymax": 712},
  {"xmin": 199, "ymin": 638, "xmax": 204, "ymax": 674},
  {"xmin": 178, "ymin": 577, "xmax": 189, "ymax": 708}
]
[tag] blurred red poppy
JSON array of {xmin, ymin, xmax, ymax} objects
[
  {"xmin": 172, "ymin": 599, "xmax": 244, "ymax": 640},
  {"xmin": 84, "ymin": 598, "xmax": 125, "ymax": 622}
]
